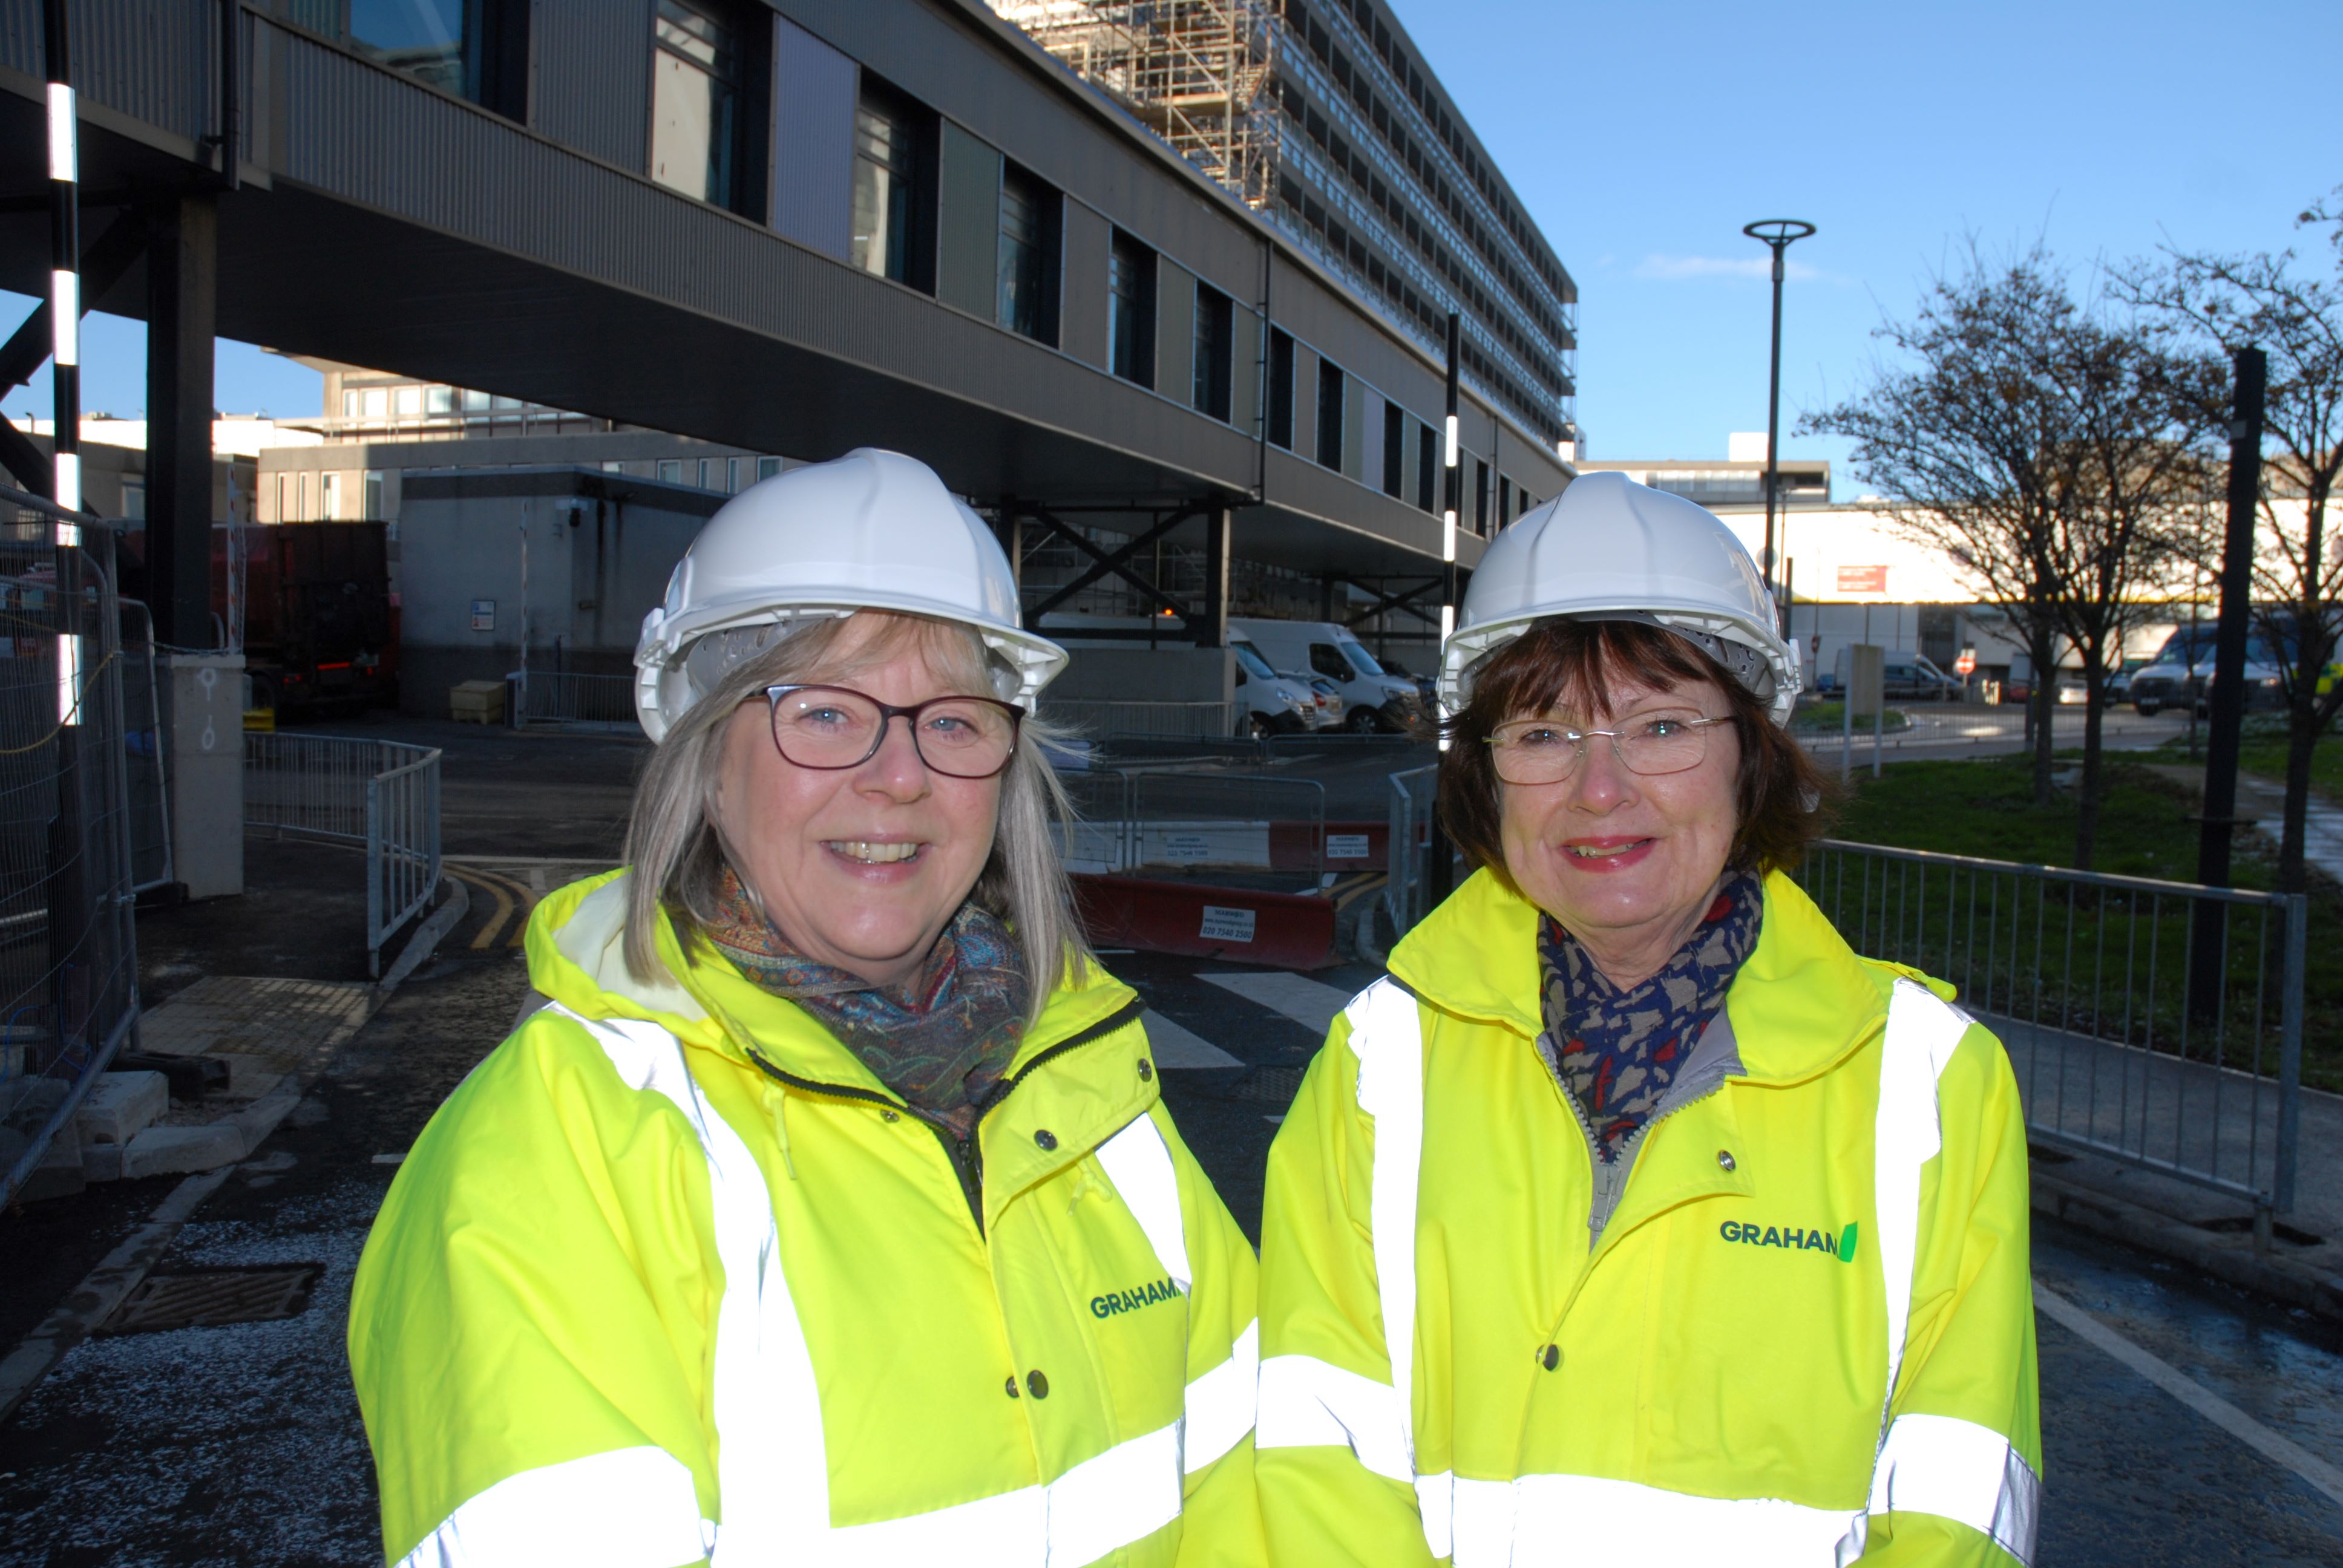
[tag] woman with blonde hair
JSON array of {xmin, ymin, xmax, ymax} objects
[{"xmin": 350, "ymin": 449, "xmax": 1261, "ymax": 1567}]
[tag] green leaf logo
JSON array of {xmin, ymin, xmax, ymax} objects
[{"xmin": 1837, "ymin": 1222, "xmax": 1860, "ymax": 1263}]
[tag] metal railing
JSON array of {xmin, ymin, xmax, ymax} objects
[
  {"xmin": 1381, "ymin": 764, "xmax": 1438, "ymax": 938},
  {"xmin": 0, "ymin": 487, "xmax": 143, "ymax": 1208},
  {"xmin": 1789, "ymin": 700, "xmax": 2191, "ymax": 755},
  {"xmin": 1040, "ymin": 699, "xmax": 1237, "ymax": 739},
  {"xmin": 117, "ymin": 599, "xmax": 173, "ymax": 894},
  {"xmin": 1794, "ymin": 840, "xmax": 2304, "ymax": 1217},
  {"xmin": 508, "ymin": 667, "xmax": 638, "ymax": 732},
  {"xmin": 244, "ymin": 733, "xmax": 444, "ymax": 976}
]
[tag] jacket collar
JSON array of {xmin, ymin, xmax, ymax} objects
[
  {"xmin": 524, "ymin": 869, "xmax": 1143, "ymax": 1089},
  {"xmin": 1389, "ymin": 864, "xmax": 1906, "ymax": 1085}
]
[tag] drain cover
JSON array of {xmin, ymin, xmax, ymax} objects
[{"xmin": 98, "ymin": 1264, "xmax": 324, "ymax": 1334}]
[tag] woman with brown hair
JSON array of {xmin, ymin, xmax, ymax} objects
[{"xmin": 1254, "ymin": 472, "xmax": 2039, "ymax": 1567}]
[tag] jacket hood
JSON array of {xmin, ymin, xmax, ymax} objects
[
  {"xmin": 522, "ymin": 869, "xmax": 1142, "ymax": 1086},
  {"xmin": 1387, "ymin": 865, "xmax": 1947, "ymax": 1085}
]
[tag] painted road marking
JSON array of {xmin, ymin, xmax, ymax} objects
[
  {"xmin": 2034, "ymin": 1281, "xmax": 2343, "ymax": 1509},
  {"xmin": 1141, "ymin": 1010, "xmax": 1244, "ymax": 1070},
  {"xmin": 1200, "ymin": 971, "xmax": 1355, "ymax": 1037}
]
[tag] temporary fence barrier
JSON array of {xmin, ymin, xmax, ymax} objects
[
  {"xmin": 1794, "ymin": 840, "xmax": 2304, "ymax": 1220},
  {"xmin": 117, "ymin": 599, "xmax": 172, "ymax": 894},
  {"xmin": 1040, "ymin": 699, "xmax": 1236, "ymax": 740},
  {"xmin": 1790, "ymin": 701, "xmax": 2189, "ymax": 757},
  {"xmin": 1380, "ymin": 764, "xmax": 1438, "ymax": 939},
  {"xmin": 0, "ymin": 486, "xmax": 143, "ymax": 1209},
  {"xmin": 244, "ymin": 732, "xmax": 444, "ymax": 977},
  {"xmin": 508, "ymin": 667, "xmax": 638, "ymax": 732}
]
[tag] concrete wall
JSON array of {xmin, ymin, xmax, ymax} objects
[
  {"xmin": 1049, "ymin": 645, "xmax": 1233, "ymax": 704},
  {"xmin": 393, "ymin": 468, "xmax": 723, "ymax": 714}
]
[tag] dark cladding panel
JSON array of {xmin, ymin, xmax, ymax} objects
[
  {"xmin": 773, "ymin": 16, "xmax": 856, "ymax": 260},
  {"xmin": 534, "ymin": 0, "xmax": 654, "ymax": 170},
  {"xmin": 1231, "ymin": 305, "xmax": 1262, "ymax": 436},
  {"xmin": 1060, "ymin": 199, "xmax": 1109, "ymax": 368},
  {"xmin": 937, "ymin": 121, "xmax": 1002, "ymax": 319}
]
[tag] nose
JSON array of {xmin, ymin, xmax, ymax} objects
[
  {"xmin": 1566, "ymin": 729, "xmax": 1639, "ymax": 815},
  {"xmin": 853, "ymin": 713, "xmax": 932, "ymax": 800}
]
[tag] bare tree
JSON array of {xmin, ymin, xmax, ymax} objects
[
  {"xmin": 2120, "ymin": 220, "xmax": 2343, "ymax": 893},
  {"xmin": 1804, "ymin": 244, "xmax": 2207, "ymax": 867}
]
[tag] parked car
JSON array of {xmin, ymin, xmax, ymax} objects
[
  {"xmin": 2129, "ymin": 629, "xmax": 2287, "ymax": 717},
  {"xmin": 1294, "ymin": 672, "xmax": 1347, "ymax": 730},
  {"xmin": 1822, "ymin": 648, "xmax": 1963, "ymax": 702},
  {"xmin": 1230, "ymin": 618, "xmax": 1424, "ymax": 732},
  {"xmin": 1375, "ymin": 652, "xmax": 1438, "ymax": 710},
  {"xmin": 1229, "ymin": 636, "xmax": 1313, "ymax": 737}
]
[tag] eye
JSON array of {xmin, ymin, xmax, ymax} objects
[{"xmin": 1512, "ymin": 724, "xmax": 1574, "ymax": 749}]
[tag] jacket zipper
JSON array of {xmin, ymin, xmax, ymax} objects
[{"xmin": 742, "ymin": 996, "xmax": 1147, "ymax": 1234}]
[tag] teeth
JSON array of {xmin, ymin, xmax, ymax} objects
[
  {"xmin": 829, "ymin": 841, "xmax": 921, "ymax": 864},
  {"xmin": 1568, "ymin": 842, "xmax": 1644, "ymax": 858}
]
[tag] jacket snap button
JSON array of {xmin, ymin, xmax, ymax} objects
[
  {"xmin": 1539, "ymin": 1344, "xmax": 1561, "ymax": 1372},
  {"xmin": 1004, "ymin": 1375, "xmax": 1020, "ymax": 1399},
  {"xmin": 1026, "ymin": 1370, "xmax": 1050, "ymax": 1399},
  {"xmin": 1717, "ymin": 1149, "xmax": 1737, "ymax": 1172},
  {"xmin": 880, "ymin": 1109, "xmax": 900, "ymax": 1123},
  {"xmin": 1034, "ymin": 1129, "xmax": 1058, "ymax": 1151},
  {"xmin": 1138, "ymin": 1059, "xmax": 1154, "ymax": 1081}
]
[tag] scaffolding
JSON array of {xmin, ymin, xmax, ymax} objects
[{"xmin": 994, "ymin": 0, "xmax": 1279, "ymax": 207}]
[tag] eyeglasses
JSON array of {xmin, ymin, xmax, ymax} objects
[
  {"xmin": 762, "ymin": 684, "xmax": 1024, "ymax": 779},
  {"xmin": 1486, "ymin": 709, "xmax": 1730, "ymax": 786}
]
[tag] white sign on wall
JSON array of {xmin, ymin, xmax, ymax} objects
[
  {"xmin": 1328, "ymin": 834, "xmax": 1371, "ymax": 860},
  {"xmin": 1199, "ymin": 906, "xmax": 1257, "ymax": 943}
]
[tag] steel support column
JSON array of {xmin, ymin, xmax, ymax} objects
[
  {"xmin": 1199, "ymin": 505, "xmax": 1231, "ymax": 648},
  {"xmin": 146, "ymin": 192, "xmax": 218, "ymax": 648}
]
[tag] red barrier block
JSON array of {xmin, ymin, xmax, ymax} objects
[
  {"xmin": 1266, "ymin": 820, "xmax": 1389, "ymax": 874},
  {"xmin": 1073, "ymin": 875, "xmax": 1339, "ymax": 970}
]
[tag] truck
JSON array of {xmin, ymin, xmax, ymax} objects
[{"xmin": 212, "ymin": 523, "xmax": 399, "ymax": 716}]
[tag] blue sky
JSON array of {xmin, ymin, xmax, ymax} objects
[{"xmin": 8, "ymin": 0, "xmax": 2338, "ymax": 494}]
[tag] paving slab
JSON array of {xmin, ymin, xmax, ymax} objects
[
  {"xmin": 119, "ymin": 1123, "xmax": 247, "ymax": 1180},
  {"xmin": 71, "ymin": 1072, "xmax": 168, "ymax": 1147}
]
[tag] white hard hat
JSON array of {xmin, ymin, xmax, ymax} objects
[
  {"xmin": 1441, "ymin": 469, "xmax": 1800, "ymax": 725},
  {"xmin": 633, "ymin": 448, "xmax": 1067, "ymax": 742}
]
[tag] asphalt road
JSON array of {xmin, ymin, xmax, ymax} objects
[{"xmin": 2, "ymin": 912, "xmax": 2337, "ymax": 1566}]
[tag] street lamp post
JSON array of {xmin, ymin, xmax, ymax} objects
[{"xmin": 1742, "ymin": 220, "xmax": 1816, "ymax": 634}]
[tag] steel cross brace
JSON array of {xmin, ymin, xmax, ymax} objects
[
  {"xmin": 1340, "ymin": 575, "xmax": 1445, "ymax": 631},
  {"xmin": 0, "ymin": 212, "xmax": 148, "ymax": 497},
  {"xmin": 1020, "ymin": 504, "xmax": 1202, "ymax": 626}
]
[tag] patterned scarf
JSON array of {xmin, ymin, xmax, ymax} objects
[
  {"xmin": 1539, "ymin": 871, "xmax": 1763, "ymax": 1165},
  {"xmin": 703, "ymin": 870, "xmax": 1031, "ymax": 1138}
]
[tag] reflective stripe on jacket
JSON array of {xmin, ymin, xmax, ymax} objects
[
  {"xmin": 349, "ymin": 869, "xmax": 1263, "ymax": 1567},
  {"xmin": 1256, "ymin": 867, "xmax": 2040, "ymax": 1567}
]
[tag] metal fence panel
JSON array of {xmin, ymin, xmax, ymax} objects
[
  {"xmin": 244, "ymin": 733, "xmax": 442, "ymax": 975},
  {"xmin": 117, "ymin": 601, "xmax": 172, "ymax": 893},
  {"xmin": 1794, "ymin": 840, "xmax": 2303, "ymax": 1214},
  {"xmin": 1381, "ymin": 764, "xmax": 1437, "ymax": 938},
  {"xmin": 1125, "ymin": 772, "xmax": 1327, "ymax": 892},
  {"xmin": 510, "ymin": 668, "xmax": 639, "ymax": 731},
  {"xmin": 0, "ymin": 489, "xmax": 143, "ymax": 1208},
  {"xmin": 1040, "ymin": 699, "xmax": 1237, "ymax": 740}
]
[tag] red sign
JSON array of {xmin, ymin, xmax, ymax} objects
[
  {"xmin": 1836, "ymin": 565, "xmax": 1889, "ymax": 593},
  {"xmin": 1953, "ymin": 648, "xmax": 1978, "ymax": 676}
]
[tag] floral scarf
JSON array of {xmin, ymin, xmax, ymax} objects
[
  {"xmin": 703, "ymin": 870, "xmax": 1031, "ymax": 1138},
  {"xmin": 1538, "ymin": 871, "xmax": 1763, "ymax": 1164}
]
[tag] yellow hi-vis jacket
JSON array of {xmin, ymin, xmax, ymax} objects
[
  {"xmin": 1256, "ymin": 868, "xmax": 2040, "ymax": 1567},
  {"xmin": 349, "ymin": 870, "xmax": 1263, "ymax": 1568}
]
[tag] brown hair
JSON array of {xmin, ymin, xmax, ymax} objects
[{"xmin": 1437, "ymin": 618, "xmax": 1832, "ymax": 884}]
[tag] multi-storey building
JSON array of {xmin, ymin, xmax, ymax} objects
[{"xmin": 995, "ymin": 0, "xmax": 1578, "ymax": 452}]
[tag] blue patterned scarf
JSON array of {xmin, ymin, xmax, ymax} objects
[
  {"xmin": 704, "ymin": 870, "xmax": 1031, "ymax": 1137},
  {"xmin": 1538, "ymin": 871, "xmax": 1763, "ymax": 1164}
]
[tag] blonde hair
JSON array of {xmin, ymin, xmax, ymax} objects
[{"xmin": 620, "ymin": 612, "xmax": 1090, "ymax": 1016}]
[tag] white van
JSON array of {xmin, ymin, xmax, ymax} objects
[
  {"xmin": 1228, "ymin": 636, "xmax": 1317, "ymax": 737},
  {"xmin": 1230, "ymin": 619, "xmax": 1424, "ymax": 732}
]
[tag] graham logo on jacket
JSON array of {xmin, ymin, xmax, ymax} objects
[
  {"xmin": 1090, "ymin": 1276, "xmax": 1185, "ymax": 1318},
  {"xmin": 1720, "ymin": 1220, "xmax": 1860, "ymax": 1262}
]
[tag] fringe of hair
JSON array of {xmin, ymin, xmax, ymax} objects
[{"xmin": 619, "ymin": 613, "xmax": 1091, "ymax": 1022}]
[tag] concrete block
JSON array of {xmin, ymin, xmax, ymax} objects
[
  {"xmin": 82, "ymin": 1140, "xmax": 123, "ymax": 1181},
  {"xmin": 74, "ymin": 1071, "xmax": 170, "ymax": 1145},
  {"xmin": 158, "ymin": 653, "xmax": 246, "ymax": 898},
  {"xmin": 120, "ymin": 1121, "xmax": 246, "ymax": 1179},
  {"xmin": 19, "ymin": 1119, "xmax": 87, "ymax": 1201}
]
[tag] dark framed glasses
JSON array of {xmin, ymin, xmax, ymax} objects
[
  {"xmin": 762, "ymin": 684, "xmax": 1024, "ymax": 779},
  {"xmin": 1486, "ymin": 709, "xmax": 1729, "ymax": 786}
]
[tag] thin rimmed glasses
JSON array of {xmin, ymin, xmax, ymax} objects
[
  {"xmin": 763, "ymin": 684, "xmax": 1024, "ymax": 779},
  {"xmin": 1486, "ymin": 709, "xmax": 1730, "ymax": 786}
]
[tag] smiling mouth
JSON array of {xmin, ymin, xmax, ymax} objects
[
  {"xmin": 827, "ymin": 840, "xmax": 923, "ymax": 864},
  {"xmin": 1567, "ymin": 840, "xmax": 1651, "ymax": 859}
]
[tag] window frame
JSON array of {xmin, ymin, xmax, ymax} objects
[
  {"xmin": 851, "ymin": 75, "xmax": 940, "ymax": 293},
  {"xmin": 1191, "ymin": 282, "xmax": 1234, "ymax": 422},
  {"xmin": 1315, "ymin": 357, "xmax": 1345, "ymax": 469},
  {"xmin": 647, "ymin": 0, "xmax": 770, "ymax": 220},
  {"xmin": 1267, "ymin": 328, "xmax": 1296, "ymax": 449},
  {"xmin": 1107, "ymin": 229, "xmax": 1159, "ymax": 387},
  {"xmin": 995, "ymin": 160, "xmax": 1063, "ymax": 346}
]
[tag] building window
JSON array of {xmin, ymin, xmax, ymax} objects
[
  {"xmin": 1192, "ymin": 284, "xmax": 1233, "ymax": 421},
  {"xmin": 1498, "ymin": 475, "xmax": 1512, "ymax": 528},
  {"xmin": 997, "ymin": 162, "xmax": 1060, "ymax": 345},
  {"xmin": 341, "ymin": 0, "xmax": 529, "ymax": 120},
  {"xmin": 426, "ymin": 385, "xmax": 454, "ymax": 414},
  {"xmin": 1382, "ymin": 402, "xmax": 1404, "ymax": 497},
  {"xmin": 1316, "ymin": 358, "xmax": 1345, "ymax": 469},
  {"xmin": 120, "ymin": 479, "xmax": 145, "ymax": 521},
  {"xmin": 658, "ymin": 459, "xmax": 683, "ymax": 483},
  {"xmin": 1474, "ymin": 459, "xmax": 1490, "ymax": 535},
  {"xmin": 1107, "ymin": 230, "xmax": 1157, "ymax": 386},
  {"xmin": 757, "ymin": 456, "xmax": 782, "ymax": 482},
  {"xmin": 1268, "ymin": 328, "xmax": 1295, "ymax": 449},
  {"xmin": 361, "ymin": 387, "xmax": 388, "ymax": 419},
  {"xmin": 341, "ymin": 390, "xmax": 360, "ymax": 418},
  {"xmin": 853, "ymin": 81, "xmax": 936, "ymax": 290},
  {"xmin": 650, "ymin": 0, "xmax": 765, "ymax": 217},
  {"xmin": 322, "ymin": 472, "xmax": 342, "ymax": 520},
  {"xmin": 394, "ymin": 385, "xmax": 423, "ymax": 417},
  {"xmin": 1418, "ymin": 423, "xmax": 1435, "ymax": 511},
  {"xmin": 460, "ymin": 388, "xmax": 489, "ymax": 412},
  {"xmin": 364, "ymin": 470, "xmax": 384, "ymax": 519}
]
